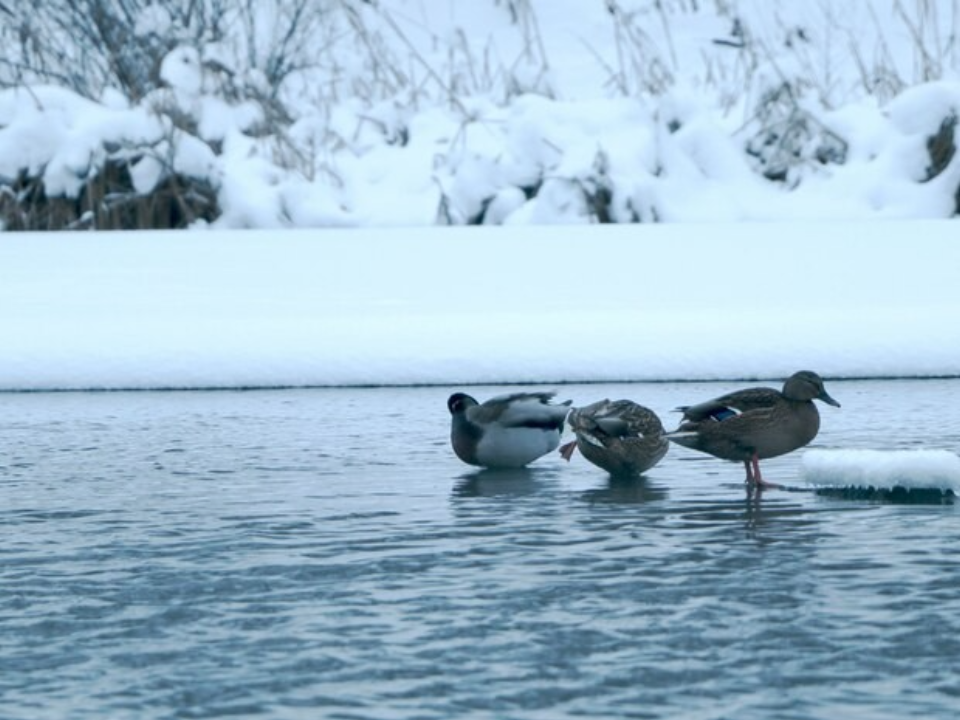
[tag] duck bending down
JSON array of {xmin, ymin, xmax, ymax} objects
[
  {"xmin": 559, "ymin": 399, "xmax": 669, "ymax": 476},
  {"xmin": 447, "ymin": 391, "xmax": 571, "ymax": 469},
  {"xmin": 666, "ymin": 371, "xmax": 841, "ymax": 490}
]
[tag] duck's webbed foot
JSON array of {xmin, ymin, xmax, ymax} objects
[
  {"xmin": 558, "ymin": 440, "xmax": 578, "ymax": 461},
  {"xmin": 748, "ymin": 453, "xmax": 782, "ymax": 491}
]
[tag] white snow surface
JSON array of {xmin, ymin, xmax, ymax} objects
[
  {"xmin": 1, "ymin": 222, "xmax": 958, "ymax": 390},
  {"xmin": 802, "ymin": 449, "xmax": 960, "ymax": 490},
  {"xmin": 2, "ymin": 3, "xmax": 959, "ymax": 390}
]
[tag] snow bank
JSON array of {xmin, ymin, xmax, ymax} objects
[
  {"xmin": 7, "ymin": 80, "xmax": 960, "ymax": 230},
  {"xmin": 3, "ymin": 2, "xmax": 960, "ymax": 230},
  {"xmin": 1, "ymin": 222, "xmax": 958, "ymax": 390},
  {"xmin": 802, "ymin": 449, "xmax": 960, "ymax": 491}
]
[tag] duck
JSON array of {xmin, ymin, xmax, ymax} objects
[
  {"xmin": 559, "ymin": 399, "xmax": 669, "ymax": 476},
  {"xmin": 666, "ymin": 370, "xmax": 841, "ymax": 489},
  {"xmin": 447, "ymin": 391, "xmax": 571, "ymax": 469}
]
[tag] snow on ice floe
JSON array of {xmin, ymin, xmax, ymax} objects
[
  {"xmin": 802, "ymin": 449, "xmax": 960, "ymax": 491},
  {"xmin": 0, "ymin": 222, "xmax": 958, "ymax": 391}
]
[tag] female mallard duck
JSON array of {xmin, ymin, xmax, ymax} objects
[
  {"xmin": 559, "ymin": 399, "xmax": 669, "ymax": 476},
  {"xmin": 666, "ymin": 370, "xmax": 841, "ymax": 489},
  {"xmin": 447, "ymin": 391, "xmax": 571, "ymax": 469}
]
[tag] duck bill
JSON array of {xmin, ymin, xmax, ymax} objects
[{"xmin": 820, "ymin": 392, "xmax": 841, "ymax": 408}]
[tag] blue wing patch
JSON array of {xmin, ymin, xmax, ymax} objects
[{"xmin": 710, "ymin": 406, "xmax": 741, "ymax": 422}]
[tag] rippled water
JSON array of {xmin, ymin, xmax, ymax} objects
[{"xmin": 3, "ymin": 379, "xmax": 959, "ymax": 719}]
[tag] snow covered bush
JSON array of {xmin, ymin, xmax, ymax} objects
[
  {"xmin": 0, "ymin": 0, "xmax": 325, "ymax": 229},
  {"xmin": 0, "ymin": 0, "xmax": 959, "ymax": 229}
]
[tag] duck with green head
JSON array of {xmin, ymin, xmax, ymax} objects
[{"xmin": 448, "ymin": 391, "xmax": 571, "ymax": 469}]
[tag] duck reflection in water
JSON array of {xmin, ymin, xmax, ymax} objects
[
  {"xmin": 581, "ymin": 475, "xmax": 668, "ymax": 505},
  {"xmin": 452, "ymin": 467, "xmax": 553, "ymax": 499}
]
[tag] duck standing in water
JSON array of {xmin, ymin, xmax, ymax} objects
[
  {"xmin": 559, "ymin": 399, "xmax": 669, "ymax": 476},
  {"xmin": 666, "ymin": 370, "xmax": 841, "ymax": 489},
  {"xmin": 447, "ymin": 391, "xmax": 571, "ymax": 469}
]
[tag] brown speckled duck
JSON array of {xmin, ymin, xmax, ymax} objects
[
  {"xmin": 448, "ymin": 391, "xmax": 571, "ymax": 469},
  {"xmin": 666, "ymin": 371, "xmax": 841, "ymax": 489},
  {"xmin": 559, "ymin": 399, "xmax": 669, "ymax": 476}
]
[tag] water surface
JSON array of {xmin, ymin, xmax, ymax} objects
[{"xmin": 2, "ymin": 380, "xmax": 959, "ymax": 719}]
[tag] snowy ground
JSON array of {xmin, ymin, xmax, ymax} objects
[{"xmin": 2, "ymin": 222, "xmax": 958, "ymax": 391}]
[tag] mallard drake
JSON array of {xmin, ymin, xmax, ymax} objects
[
  {"xmin": 559, "ymin": 399, "xmax": 669, "ymax": 476},
  {"xmin": 666, "ymin": 371, "xmax": 841, "ymax": 489},
  {"xmin": 447, "ymin": 391, "xmax": 571, "ymax": 469}
]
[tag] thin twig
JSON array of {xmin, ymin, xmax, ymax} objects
[{"xmin": 368, "ymin": 5, "xmax": 470, "ymax": 116}]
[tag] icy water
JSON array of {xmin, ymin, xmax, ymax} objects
[{"xmin": 3, "ymin": 379, "xmax": 960, "ymax": 720}]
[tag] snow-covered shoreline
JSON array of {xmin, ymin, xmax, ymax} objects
[
  {"xmin": 2, "ymin": 222, "xmax": 957, "ymax": 391},
  {"xmin": 3, "ymin": 2, "xmax": 960, "ymax": 231}
]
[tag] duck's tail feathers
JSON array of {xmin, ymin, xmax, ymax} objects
[{"xmin": 664, "ymin": 430, "xmax": 699, "ymax": 448}]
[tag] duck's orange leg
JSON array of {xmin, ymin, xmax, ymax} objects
[{"xmin": 750, "ymin": 453, "xmax": 782, "ymax": 490}]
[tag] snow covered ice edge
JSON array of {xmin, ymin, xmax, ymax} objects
[
  {"xmin": 1, "ymin": 221, "xmax": 958, "ymax": 391},
  {"xmin": 802, "ymin": 449, "xmax": 960, "ymax": 492}
]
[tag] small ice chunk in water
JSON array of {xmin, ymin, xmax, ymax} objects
[{"xmin": 802, "ymin": 449, "xmax": 960, "ymax": 491}]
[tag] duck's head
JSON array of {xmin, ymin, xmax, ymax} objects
[
  {"xmin": 784, "ymin": 371, "xmax": 841, "ymax": 407},
  {"xmin": 447, "ymin": 392, "xmax": 478, "ymax": 416}
]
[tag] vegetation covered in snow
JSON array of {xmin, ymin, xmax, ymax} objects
[{"xmin": 0, "ymin": 0, "xmax": 958, "ymax": 230}]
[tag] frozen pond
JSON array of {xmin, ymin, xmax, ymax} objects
[{"xmin": 3, "ymin": 379, "xmax": 959, "ymax": 719}]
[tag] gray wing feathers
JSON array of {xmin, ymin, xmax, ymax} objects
[{"xmin": 469, "ymin": 392, "xmax": 570, "ymax": 428}]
